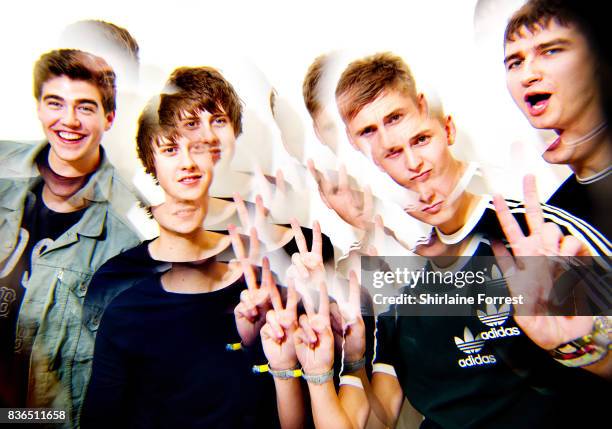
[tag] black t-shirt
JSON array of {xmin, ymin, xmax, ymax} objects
[
  {"xmin": 0, "ymin": 180, "xmax": 85, "ymax": 406},
  {"xmin": 547, "ymin": 170, "xmax": 612, "ymax": 242},
  {"xmin": 81, "ymin": 271, "xmax": 279, "ymax": 429}
]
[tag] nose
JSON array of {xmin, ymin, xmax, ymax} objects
[
  {"xmin": 417, "ymin": 187, "xmax": 435, "ymax": 205},
  {"xmin": 198, "ymin": 122, "xmax": 220, "ymax": 147},
  {"xmin": 62, "ymin": 107, "xmax": 80, "ymax": 128},
  {"xmin": 520, "ymin": 58, "xmax": 542, "ymax": 87},
  {"xmin": 178, "ymin": 146, "xmax": 196, "ymax": 170},
  {"xmin": 403, "ymin": 147, "xmax": 424, "ymax": 172}
]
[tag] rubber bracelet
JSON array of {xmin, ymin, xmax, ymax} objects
[
  {"xmin": 372, "ymin": 363, "xmax": 397, "ymax": 377},
  {"xmin": 226, "ymin": 342, "xmax": 242, "ymax": 351},
  {"xmin": 342, "ymin": 356, "xmax": 365, "ymax": 373},
  {"xmin": 302, "ymin": 368, "xmax": 334, "ymax": 385},
  {"xmin": 269, "ymin": 363, "xmax": 303, "ymax": 379},
  {"xmin": 340, "ymin": 375, "xmax": 363, "ymax": 389}
]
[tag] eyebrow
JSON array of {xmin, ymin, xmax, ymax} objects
[
  {"xmin": 504, "ymin": 38, "xmax": 571, "ymax": 64},
  {"xmin": 42, "ymin": 94, "xmax": 99, "ymax": 107}
]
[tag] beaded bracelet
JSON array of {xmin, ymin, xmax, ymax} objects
[
  {"xmin": 342, "ymin": 356, "xmax": 366, "ymax": 374},
  {"xmin": 549, "ymin": 316, "xmax": 611, "ymax": 368}
]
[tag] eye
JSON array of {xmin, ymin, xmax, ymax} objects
[
  {"xmin": 413, "ymin": 135, "xmax": 430, "ymax": 146},
  {"xmin": 78, "ymin": 105, "xmax": 96, "ymax": 114},
  {"xmin": 507, "ymin": 59, "xmax": 522, "ymax": 71},
  {"xmin": 387, "ymin": 113, "xmax": 403, "ymax": 125},
  {"xmin": 160, "ymin": 146, "xmax": 178, "ymax": 155},
  {"xmin": 360, "ymin": 126, "xmax": 376, "ymax": 137},
  {"xmin": 543, "ymin": 47, "xmax": 561, "ymax": 56},
  {"xmin": 183, "ymin": 120, "xmax": 199, "ymax": 129},
  {"xmin": 191, "ymin": 142, "xmax": 209, "ymax": 153},
  {"xmin": 46, "ymin": 101, "xmax": 62, "ymax": 109},
  {"xmin": 212, "ymin": 116, "xmax": 228, "ymax": 127},
  {"xmin": 385, "ymin": 147, "xmax": 403, "ymax": 159}
]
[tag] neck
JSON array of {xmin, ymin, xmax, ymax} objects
[
  {"xmin": 437, "ymin": 191, "xmax": 481, "ymax": 236},
  {"xmin": 48, "ymin": 145, "xmax": 100, "ymax": 177},
  {"xmin": 161, "ymin": 260, "xmax": 239, "ymax": 294},
  {"xmin": 564, "ymin": 127, "xmax": 612, "ymax": 178},
  {"xmin": 150, "ymin": 226, "xmax": 230, "ymax": 262}
]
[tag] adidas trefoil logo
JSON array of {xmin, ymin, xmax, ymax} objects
[
  {"xmin": 454, "ymin": 327, "xmax": 484, "ymax": 354},
  {"xmin": 477, "ymin": 302, "xmax": 511, "ymax": 327}
]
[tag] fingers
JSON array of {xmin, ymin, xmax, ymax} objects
[
  {"xmin": 312, "ymin": 220, "xmax": 323, "ymax": 257},
  {"xmin": 363, "ymin": 185, "xmax": 374, "ymax": 219},
  {"xmin": 237, "ymin": 290, "xmax": 258, "ymax": 320},
  {"xmin": 559, "ymin": 235, "xmax": 586, "ymax": 257},
  {"xmin": 291, "ymin": 253, "xmax": 310, "ymax": 278},
  {"xmin": 318, "ymin": 281, "xmax": 330, "ymax": 324},
  {"xmin": 290, "ymin": 218, "xmax": 309, "ymax": 254},
  {"xmin": 540, "ymin": 222, "xmax": 563, "ymax": 255},
  {"xmin": 265, "ymin": 258, "xmax": 283, "ymax": 311},
  {"xmin": 348, "ymin": 270, "xmax": 361, "ymax": 310},
  {"xmin": 286, "ymin": 278, "xmax": 298, "ymax": 313},
  {"xmin": 522, "ymin": 175, "xmax": 545, "ymax": 234},
  {"xmin": 275, "ymin": 169, "xmax": 286, "ymax": 194},
  {"xmin": 248, "ymin": 227, "xmax": 260, "ymax": 263},
  {"xmin": 254, "ymin": 194, "xmax": 267, "ymax": 226},
  {"xmin": 299, "ymin": 314, "xmax": 317, "ymax": 344},
  {"xmin": 266, "ymin": 310, "xmax": 285, "ymax": 340},
  {"xmin": 493, "ymin": 194, "xmax": 525, "ymax": 247},
  {"xmin": 233, "ymin": 193, "xmax": 250, "ymax": 230},
  {"xmin": 491, "ymin": 239, "xmax": 516, "ymax": 277},
  {"xmin": 228, "ymin": 224, "xmax": 246, "ymax": 259}
]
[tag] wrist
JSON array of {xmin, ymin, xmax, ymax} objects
[
  {"xmin": 302, "ymin": 367, "xmax": 334, "ymax": 385},
  {"xmin": 549, "ymin": 316, "xmax": 611, "ymax": 367},
  {"xmin": 343, "ymin": 355, "xmax": 366, "ymax": 374}
]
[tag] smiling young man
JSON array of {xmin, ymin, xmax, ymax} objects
[
  {"xmin": 0, "ymin": 49, "xmax": 141, "ymax": 420},
  {"xmin": 327, "ymin": 52, "xmax": 609, "ymax": 428},
  {"xmin": 504, "ymin": 0, "xmax": 612, "ymax": 241},
  {"xmin": 80, "ymin": 68, "xmax": 279, "ymax": 429}
]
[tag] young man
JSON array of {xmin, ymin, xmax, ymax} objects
[
  {"xmin": 0, "ymin": 50, "xmax": 141, "ymax": 418},
  {"xmin": 504, "ymin": 0, "xmax": 612, "ymax": 241},
  {"xmin": 81, "ymin": 68, "xmax": 279, "ymax": 428},
  {"xmin": 310, "ymin": 52, "xmax": 608, "ymax": 428}
]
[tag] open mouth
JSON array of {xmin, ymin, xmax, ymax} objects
[
  {"xmin": 56, "ymin": 131, "xmax": 86, "ymax": 143},
  {"xmin": 178, "ymin": 174, "xmax": 202, "ymax": 184},
  {"xmin": 524, "ymin": 93, "xmax": 551, "ymax": 116}
]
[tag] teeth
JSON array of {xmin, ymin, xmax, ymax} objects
[{"xmin": 58, "ymin": 131, "xmax": 83, "ymax": 141}]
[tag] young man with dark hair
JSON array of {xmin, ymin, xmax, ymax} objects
[
  {"xmin": 295, "ymin": 52, "xmax": 608, "ymax": 428},
  {"xmin": 81, "ymin": 67, "xmax": 279, "ymax": 428},
  {"xmin": 504, "ymin": 0, "xmax": 612, "ymax": 241},
  {"xmin": 0, "ymin": 49, "xmax": 141, "ymax": 422}
]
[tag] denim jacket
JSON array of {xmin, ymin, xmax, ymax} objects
[{"xmin": 0, "ymin": 141, "xmax": 142, "ymax": 427}]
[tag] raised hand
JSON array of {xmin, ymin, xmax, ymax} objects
[
  {"xmin": 260, "ymin": 278, "xmax": 299, "ymax": 371},
  {"xmin": 337, "ymin": 271, "xmax": 366, "ymax": 364},
  {"xmin": 308, "ymin": 159, "xmax": 373, "ymax": 231},
  {"xmin": 230, "ymin": 225, "xmax": 272, "ymax": 346},
  {"xmin": 233, "ymin": 192, "xmax": 293, "ymax": 251},
  {"xmin": 492, "ymin": 174, "xmax": 593, "ymax": 350},
  {"xmin": 286, "ymin": 219, "xmax": 326, "ymax": 291},
  {"xmin": 294, "ymin": 281, "xmax": 335, "ymax": 375}
]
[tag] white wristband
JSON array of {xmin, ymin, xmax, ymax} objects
[
  {"xmin": 372, "ymin": 363, "xmax": 397, "ymax": 377},
  {"xmin": 339, "ymin": 375, "xmax": 363, "ymax": 389}
]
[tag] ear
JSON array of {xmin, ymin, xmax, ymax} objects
[
  {"xmin": 104, "ymin": 111, "xmax": 116, "ymax": 131},
  {"xmin": 445, "ymin": 115, "xmax": 456, "ymax": 146}
]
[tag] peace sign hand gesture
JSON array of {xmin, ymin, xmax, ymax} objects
[
  {"xmin": 286, "ymin": 219, "xmax": 326, "ymax": 291},
  {"xmin": 294, "ymin": 281, "xmax": 335, "ymax": 375},
  {"xmin": 260, "ymin": 278, "xmax": 300, "ymax": 371},
  {"xmin": 230, "ymin": 225, "xmax": 272, "ymax": 346},
  {"xmin": 492, "ymin": 174, "xmax": 592, "ymax": 350},
  {"xmin": 337, "ymin": 271, "xmax": 366, "ymax": 364}
]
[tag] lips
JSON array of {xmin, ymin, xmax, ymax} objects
[
  {"xmin": 178, "ymin": 174, "xmax": 202, "ymax": 184},
  {"xmin": 56, "ymin": 130, "xmax": 86, "ymax": 143},
  {"xmin": 410, "ymin": 169, "xmax": 431, "ymax": 182},
  {"xmin": 524, "ymin": 92, "xmax": 552, "ymax": 116},
  {"xmin": 422, "ymin": 201, "xmax": 443, "ymax": 214}
]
